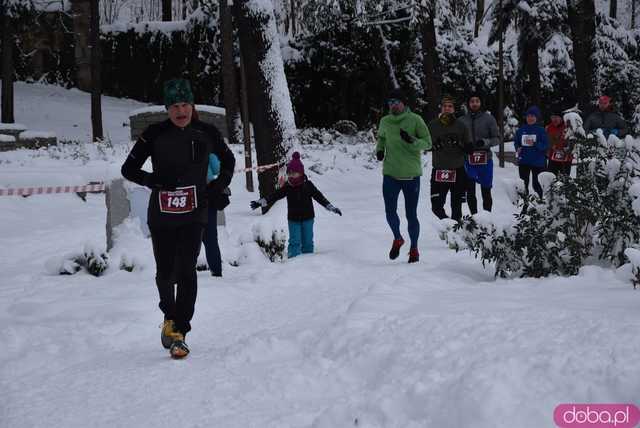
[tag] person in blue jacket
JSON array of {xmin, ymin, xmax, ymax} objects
[
  {"xmin": 514, "ymin": 106, "xmax": 549, "ymax": 198},
  {"xmin": 202, "ymin": 153, "xmax": 227, "ymax": 277}
]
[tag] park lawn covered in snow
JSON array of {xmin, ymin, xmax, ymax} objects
[{"xmin": 0, "ymin": 83, "xmax": 639, "ymax": 428}]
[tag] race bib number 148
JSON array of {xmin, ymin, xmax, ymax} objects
[{"xmin": 159, "ymin": 185, "xmax": 198, "ymax": 214}]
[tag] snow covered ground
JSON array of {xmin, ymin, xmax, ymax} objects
[{"xmin": 1, "ymin": 82, "xmax": 639, "ymax": 428}]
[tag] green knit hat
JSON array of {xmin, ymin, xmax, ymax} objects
[{"xmin": 164, "ymin": 78, "xmax": 194, "ymax": 108}]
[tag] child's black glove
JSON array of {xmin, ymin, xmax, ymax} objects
[
  {"xmin": 326, "ymin": 204, "xmax": 342, "ymax": 216},
  {"xmin": 250, "ymin": 198, "xmax": 267, "ymax": 210},
  {"xmin": 376, "ymin": 151, "xmax": 384, "ymax": 161}
]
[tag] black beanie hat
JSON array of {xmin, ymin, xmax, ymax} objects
[{"xmin": 468, "ymin": 91, "xmax": 484, "ymax": 102}]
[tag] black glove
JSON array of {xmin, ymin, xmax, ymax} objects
[
  {"xmin": 450, "ymin": 137, "xmax": 463, "ymax": 148},
  {"xmin": 376, "ymin": 151, "xmax": 384, "ymax": 161},
  {"xmin": 326, "ymin": 204, "xmax": 342, "ymax": 216},
  {"xmin": 400, "ymin": 129, "xmax": 414, "ymax": 144},
  {"xmin": 475, "ymin": 139, "xmax": 485, "ymax": 148},
  {"xmin": 143, "ymin": 173, "xmax": 177, "ymax": 191},
  {"xmin": 250, "ymin": 198, "xmax": 267, "ymax": 210},
  {"xmin": 208, "ymin": 170, "xmax": 232, "ymax": 194}
]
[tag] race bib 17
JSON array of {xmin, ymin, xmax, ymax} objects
[
  {"xmin": 435, "ymin": 169, "xmax": 457, "ymax": 183},
  {"xmin": 469, "ymin": 151, "xmax": 488, "ymax": 165},
  {"xmin": 159, "ymin": 185, "xmax": 198, "ymax": 214}
]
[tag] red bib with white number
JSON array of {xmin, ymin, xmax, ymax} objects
[
  {"xmin": 551, "ymin": 149, "xmax": 569, "ymax": 162},
  {"xmin": 469, "ymin": 151, "xmax": 488, "ymax": 165},
  {"xmin": 435, "ymin": 169, "xmax": 457, "ymax": 183},
  {"xmin": 521, "ymin": 134, "xmax": 537, "ymax": 147},
  {"xmin": 159, "ymin": 185, "xmax": 198, "ymax": 214}
]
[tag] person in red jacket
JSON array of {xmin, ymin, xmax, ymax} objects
[{"xmin": 545, "ymin": 109, "xmax": 572, "ymax": 176}]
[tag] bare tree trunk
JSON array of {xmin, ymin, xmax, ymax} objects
[
  {"xmin": 162, "ymin": 0, "xmax": 171, "ymax": 21},
  {"xmin": 377, "ymin": 26, "xmax": 399, "ymax": 90},
  {"xmin": 290, "ymin": 0, "xmax": 296, "ymax": 36},
  {"xmin": 420, "ymin": 3, "xmax": 442, "ymax": 121},
  {"xmin": 632, "ymin": 0, "xmax": 636, "ymax": 28},
  {"xmin": 609, "ymin": 0, "xmax": 617, "ymax": 19},
  {"xmin": 90, "ymin": 0, "xmax": 103, "ymax": 141},
  {"xmin": 523, "ymin": 37, "xmax": 541, "ymax": 108},
  {"xmin": 474, "ymin": 0, "xmax": 485, "ymax": 38},
  {"xmin": 497, "ymin": 0, "xmax": 505, "ymax": 167},
  {"xmin": 1, "ymin": 0, "xmax": 15, "ymax": 123},
  {"xmin": 220, "ymin": 0, "xmax": 252, "ymax": 190},
  {"xmin": 71, "ymin": 0, "xmax": 92, "ymax": 91},
  {"xmin": 235, "ymin": 0, "xmax": 296, "ymax": 199},
  {"xmin": 567, "ymin": 0, "xmax": 596, "ymax": 112}
]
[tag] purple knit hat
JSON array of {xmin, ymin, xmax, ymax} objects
[{"xmin": 287, "ymin": 152, "xmax": 304, "ymax": 174}]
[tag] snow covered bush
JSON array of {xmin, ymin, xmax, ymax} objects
[
  {"xmin": 443, "ymin": 131, "xmax": 640, "ymax": 279},
  {"xmin": 503, "ymin": 106, "xmax": 519, "ymax": 142},
  {"xmin": 625, "ymin": 248, "xmax": 640, "ymax": 290},
  {"xmin": 45, "ymin": 245, "xmax": 109, "ymax": 277},
  {"xmin": 253, "ymin": 223, "xmax": 286, "ymax": 262},
  {"xmin": 118, "ymin": 254, "xmax": 137, "ymax": 273},
  {"xmin": 297, "ymin": 128, "xmax": 375, "ymax": 146},
  {"xmin": 84, "ymin": 249, "xmax": 109, "ymax": 276},
  {"xmin": 633, "ymin": 104, "xmax": 640, "ymax": 137}
]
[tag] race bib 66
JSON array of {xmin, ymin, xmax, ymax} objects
[{"xmin": 435, "ymin": 169, "xmax": 457, "ymax": 183}]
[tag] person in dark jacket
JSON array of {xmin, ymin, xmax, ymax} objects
[
  {"xmin": 428, "ymin": 94, "xmax": 472, "ymax": 222},
  {"xmin": 250, "ymin": 152, "xmax": 342, "ymax": 258},
  {"xmin": 460, "ymin": 93, "xmax": 500, "ymax": 213},
  {"xmin": 121, "ymin": 78, "xmax": 236, "ymax": 359},
  {"xmin": 584, "ymin": 95, "xmax": 628, "ymax": 138},
  {"xmin": 202, "ymin": 152, "xmax": 230, "ymax": 277},
  {"xmin": 514, "ymin": 106, "xmax": 549, "ymax": 198}
]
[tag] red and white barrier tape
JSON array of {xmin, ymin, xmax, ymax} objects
[
  {"xmin": 235, "ymin": 162, "xmax": 282, "ymax": 173},
  {"xmin": 0, "ymin": 183, "xmax": 105, "ymax": 196},
  {"xmin": 0, "ymin": 163, "xmax": 283, "ymax": 196}
]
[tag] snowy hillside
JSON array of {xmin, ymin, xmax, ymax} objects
[{"xmin": 0, "ymin": 83, "xmax": 639, "ymax": 428}]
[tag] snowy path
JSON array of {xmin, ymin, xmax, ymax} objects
[{"xmin": 1, "ymin": 83, "xmax": 639, "ymax": 428}]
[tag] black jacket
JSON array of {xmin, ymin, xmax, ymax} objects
[
  {"xmin": 584, "ymin": 110, "xmax": 628, "ymax": 137},
  {"xmin": 265, "ymin": 177, "xmax": 330, "ymax": 221},
  {"xmin": 428, "ymin": 117, "xmax": 472, "ymax": 169},
  {"xmin": 121, "ymin": 119, "xmax": 235, "ymax": 228}
]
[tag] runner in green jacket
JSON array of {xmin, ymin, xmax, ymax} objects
[{"xmin": 376, "ymin": 88, "xmax": 432, "ymax": 263}]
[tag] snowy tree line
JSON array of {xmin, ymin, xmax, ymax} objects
[{"xmin": 3, "ymin": 0, "xmax": 640, "ymax": 130}]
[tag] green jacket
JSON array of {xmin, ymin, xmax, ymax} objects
[{"xmin": 376, "ymin": 108, "xmax": 432, "ymax": 178}]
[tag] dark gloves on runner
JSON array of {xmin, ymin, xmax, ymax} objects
[
  {"xmin": 208, "ymin": 170, "xmax": 232, "ymax": 194},
  {"xmin": 376, "ymin": 151, "xmax": 385, "ymax": 161},
  {"xmin": 143, "ymin": 173, "xmax": 177, "ymax": 191},
  {"xmin": 400, "ymin": 129, "xmax": 414, "ymax": 144}
]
